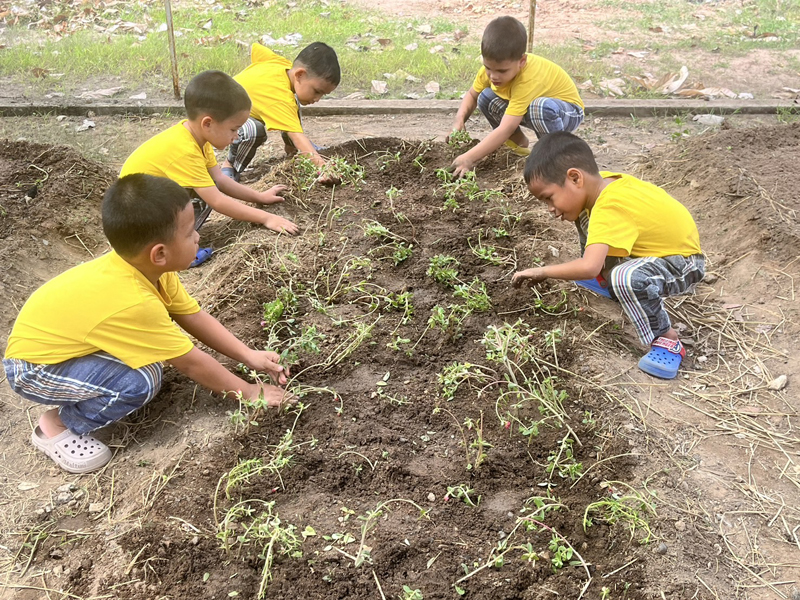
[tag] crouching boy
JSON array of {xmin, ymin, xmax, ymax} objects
[
  {"xmin": 3, "ymin": 174, "xmax": 292, "ymax": 473},
  {"xmin": 511, "ymin": 132, "xmax": 705, "ymax": 379}
]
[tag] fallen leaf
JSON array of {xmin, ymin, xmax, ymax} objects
[
  {"xmin": 627, "ymin": 51, "xmax": 649, "ymax": 58},
  {"xmin": 692, "ymin": 114, "xmax": 724, "ymax": 126},
  {"xmin": 405, "ymin": 43, "xmax": 418, "ymax": 51},
  {"xmin": 649, "ymin": 26, "xmax": 664, "ymax": 33},
  {"xmin": 425, "ymin": 81, "xmax": 440, "ymax": 94},
  {"xmin": 598, "ymin": 78, "xmax": 627, "ymax": 97},
  {"xmin": 18, "ymin": 482, "xmax": 39, "ymax": 491},
  {"xmin": 377, "ymin": 38, "xmax": 392, "ymax": 47},
  {"xmin": 201, "ymin": 19, "xmax": 212, "ymax": 30},
  {"xmin": 75, "ymin": 119, "xmax": 95, "ymax": 132},
  {"xmin": 415, "ymin": 24, "xmax": 432, "ymax": 34},
  {"xmin": 660, "ymin": 66, "xmax": 689, "ymax": 95},
  {"xmin": 429, "ymin": 45, "xmax": 444, "ymax": 54},
  {"xmin": 129, "ymin": 92, "xmax": 147, "ymax": 100},
  {"xmin": 32, "ymin": 67, "xmax": 49, "ymax": 78}
]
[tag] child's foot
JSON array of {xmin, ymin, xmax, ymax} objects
[
  {"xmin": 39, "ymin": 408, "xmax": 68, "ymax": 438},
  {"xmin": 638, "ymin": 337, "xmax": 685, "ymax": 379},
  {"xmin": 504, "ymin": 140, "xmax": 531, "ymax": 156},
  {"xmin": 189, "ymin": 247, "xmax": 213, "ymax": 268},
  {"xmin": 31, "ymin": 427, "xmax": 112, "ymax": 473}
]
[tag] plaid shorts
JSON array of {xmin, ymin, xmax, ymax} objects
[
  {"xmin": 3, "ymin": 352, "xmax": 162, "ymax": 435},
  {"xmin": 477, "ymin": 88, "xmax": 584, "ymax": 138}
]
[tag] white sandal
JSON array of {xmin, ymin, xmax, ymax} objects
[{"xmin": 31, "ymin": 426, "xmax": 112, "ymax": 473}]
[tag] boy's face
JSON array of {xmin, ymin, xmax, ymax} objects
[
  {"xmin": 528, "ymin": 171, "xmax": 587, "ymax": 223},
  {"xmin": 294, "ymin": 71, "xmax": 337, "ymax": 106},
  {"xmin": 204, "ymin": 109, "xmax": 250, "ymax": 150},
  {"xmin": 482, "ymin": 55, "xmax": 527, "ymax": 88},
  {"xmin": 163, "ymin": 203, "xmax": 200, "ymax": 270}
]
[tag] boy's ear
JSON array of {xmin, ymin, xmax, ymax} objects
[
  {"xmin": 149, "ymin": 242, "xmax": 169, "ymax": 267},
  {"xmin": 292, "ymin": 67, "xmax": 308, "ymax": 82},
  {"xmin": 199, "ymin": 115, "xmax": 214, "ymax": 129},
  {"xmin": 519, "ymin": 54, "xmax": 528, "ymax": 68},
  {"xmin": 566, "ymin": 168, "xmax": 584, "ymax": 188}
]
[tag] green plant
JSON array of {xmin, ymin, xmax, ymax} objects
[
  {"xmin": 548, "ymin": 534, "xmax": 574, "ymax": 571},
  {"xmin": 426, "ymin": 254, "xmax": 460, "ymax": 287},
  {"xmin": 546, "ymin": 435, "xmax": 583, "ymax": 481},
  {"xmin": 216, "ymin": 500, "xmax": 302, "ymax": 599},
  {"xmin": 428, "ymin": 304, "xmax": 469, "ymax": 340},
  {"xmin": 376, "ymin": 151, "xmax": 402, "ymax": 171},
  {"xmin": 445, "ymin": 484, "xmax": 481, "ymax": 507},
  {"xmin": 438, "ymin": 362, "xmax": 494, "ymax": 401},
  {"xmin": 453, "ymin": 278, "xmax": 491, "ymax": 313},
  {"xmin": 583, "ymin": 482, "xmax": 657, "ymax": 543},
  {"xmin": 447, "ymin": 129, "xmax": 472, "ymax": 146},
  {"xmin": 464, "ymin": 412, "xmax": 492, "ymax": 470},
  {"xmin": 400, "ymin": 585, "xmax": 424, "ymax": 600}
]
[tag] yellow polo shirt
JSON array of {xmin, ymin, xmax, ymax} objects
[
  {"xmin": 234, "ymin": 44, "xmax": 303, "ymax": 133},
  {"xmin": 586, "ymin": 172, "xmax": 702, "ymax": 258},
  {"xmin": 472, "ymin": 53, "xmax": 584, "ymax": 116},
  {"xmin": 5, "ymin": 252, "xmax": 199, "ymax": 369},
  {"xmin": 120, "ymin": 121, "xmax": 217, "ymax": 188}
]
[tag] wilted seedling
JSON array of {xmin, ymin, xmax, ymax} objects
[
  {"xmin": 376, "ymin": 150, "xmax": 402, "ymax": 171},
  {"xmin": 546, "ymin": 435, "xmax": 582, "ymax": 481},
  {"xmin": 464, "ymin": 412, "xmax": 492, "ymax": 470},
  {"xmin": 438, "ymin": 362, "xmax": 494, "ymax": 401},
  {"xmin": 428, "ymin": 304, "xmax": 469, "ymax": 340},
  {"xmin": 445, "ymin": 484, "xmax": 481, "ymax": 507},
  {"xmin": 453, "ymin": 278, "xmax": 491, "ymax": 313},
  {"xmin": 469, "ymin": 235, "xmax": 515, "ymax": 268},
  {"xmin": 426, "ymin": 254, "xmax": 460, "ymax": 287},
  {"xmin": 583, "ymin": 482, "xmax": 657, "ymax": 544}
]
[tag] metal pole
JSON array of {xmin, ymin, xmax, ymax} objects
[
  {"xmin": 165, "ymin": 0, "xmax": 181, "ymax": 100},
  {"xmin": 527, "ymin": 0, "xmax": 537, "ymax": 52}
]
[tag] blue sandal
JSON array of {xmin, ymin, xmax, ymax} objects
[
  {"xmin": 638, "ymin": 337, "xmax": 685, "ymax": 379},
  {"xmin": 190, "ymin": 247, "xmax": 213, "ymax": 268},
  {"xmin": 575, "ymin": 276, "xmax": 612, "ymax": 299}
]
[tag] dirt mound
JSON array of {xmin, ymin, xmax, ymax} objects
[
  {"xmin": 6, "ymin": 137, "xmax": 742, "ymax": 600},
  {"xmin": 0, "ymin": 139, "xmax": 113, "ymax": 341},
  {"xmin": 638, "ymin": 122, "xmax": 800, "ymax": 260}
]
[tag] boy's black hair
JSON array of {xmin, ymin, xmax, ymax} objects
[
  {"xmin": 184, "ymin": 70, "xmax": 251, "ymax": 121},
  {"xmin": 294, "ymin": 42, "xmax": 341, "ymax": 86},
  {"xmin": 524, "ymin": 132, "xmax": 600, "ymax": 185},
  {"xmin": 481, "ymin": 16, "xmax": 527, "ymax": 62},
  {"xmin": 102, "ymin": 174, "xmax": 191, "ymax": 258}
]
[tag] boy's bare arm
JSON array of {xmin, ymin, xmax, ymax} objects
[
  {"xmin": 451, "ymin": 88, "xmax": 480, "ymax": 132},
  {"xmin": 285, "ymin": 132, "xmax": 325, "ymax": 166},
  {"xmin": 209, "ymin": 164, "xmax": 287, "ymax": 205},
  {"xmin": 167, "ymin": 347, "xmax": 291, "ymax": 406},
  {"xmin": 451, "ymin": 113, "xmax": 524, "ymax": 178},
  {"xmin": 193, "ymin": 185, "xmax": 299, "ymax": 235},
  {"xmin": 512, "ymin": 244, "xmax": 610, "ymax": 287},
  {"xmin": 171, "ymin": 310, "xmax": 289, "ymax": 384}
]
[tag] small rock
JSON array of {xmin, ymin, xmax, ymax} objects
[
  {"xmin": 548, "ymin": 245, "xmax": 560, "ymax": 258},
  {"xmin": 498, "ymin": 530, "xmax": 507, "ymax": 539},
  {"xmin": 81, "ymin": 558, "xmax": 93, "ymax": 570},
  {"xmin": 18, "ymin": 482, "xmax": 38, "ymax": 491},
  {"xmin": 674, "ymin": 520, "xmax": 686, "ymax": 532},
  {"xmin": 654, "ymin": 542, "xmax": 668, "ymax": 555},
  {"xmin": 693, "ymin": 114, "xmax": 724, "ymax": 126},
  {"xmin": 57, "ymin": 483, "xmax": 76, "ymax": 493},
  {"xmin": 427, "ymin": 492, "xmax": 436, "ymax": 502},
  {"xmin": 191, "ymin": 536, "xmax": 200, "ymax": 546},
  {"xmin": 768, "ymin": 375, "xmax": 788, "ymax": 391},
  {"xmin": 73, "ymin": 489, "xmax": 85, "ymax": 500},
  {"xmin": 53, "ymin": 565, "xmax": 63, "ymax": 577},
  {"xmin": 88, "ymin": 503, "xmax": 104, "ymax": 513},
  {"xmin": 697, "ymin": 356, "xmax": 707, "ymax": 363},
  {"xmin": 35, "ymin": 508, "xmax": 45, "ymax": 515},
  {"xmin": 56, "ymin": 492, "xmax": 73, "ymax": 504},
  {"xmin": 704, "ymin": 273, "xmax": 718, "ymax": 284},
  {"xmin": 49, "ymin": 547, "xmax": 64, "ymax": 559}
]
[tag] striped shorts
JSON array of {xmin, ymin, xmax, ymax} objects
[
  {"xmin": 575, "ymin": 212, "xmax": 705, "ymax": 345},
  {"xmin": 3, "ymin": 352, "xmax": 162, "ymax": 435},
  {"xmin": 477, "ymin": 88, "xmax": 584, "ymax": 138},
  {"xmin": 227, "ymin": 117, "xmax": 268, "ymax": 174}
]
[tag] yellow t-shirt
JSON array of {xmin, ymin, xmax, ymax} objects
[
  {"xmin": 234, "ymin": 44, "xmax": 303, "ymax": 133},
  {"xmin": 586, "ymin": 172, "xmax": 702, "ymax": 258},
  {"xmin": 120, "ymin": 121, "xmax": 217, "ymax": 188},
  {"xmin": 4, "ymin": 251, "xmax": 200, "ymax": 369},
  {"xmin": 472, "ymin": 53, "xmax": 584, "ymax": 116}
]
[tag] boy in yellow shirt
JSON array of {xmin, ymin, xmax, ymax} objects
[
  {"xmin": 511, "ymin": 132, "xmax": 705, "ymax": 379},
  {"xmin": 220, "ymin": 42, "xmax": 340, "ymax": 182},
  {"xmin": 3, "ymin": 175, "xmax": 292, "ymax": 473},
  {"xmin": 121, "ymin": 70, "xmax": 298, "ymax": 267},
  {"xmin": 450, "ymin": 16, "xmax": 584, "ymax": 178}
]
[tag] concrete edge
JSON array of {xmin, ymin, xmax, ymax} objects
[{"xmin": 0, "ymin": 98, "xmax": 797, "ymax": 118}]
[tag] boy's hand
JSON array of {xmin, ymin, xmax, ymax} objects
[
  {"xmin": 263, "ymin": 213, "xmax": 299, "ymax": 235},
  {"xmin": 512, "ymin": 267, "xmax": 548, "ymax": 288},
  {"xmin": 243, "ymin": 381, "xmax": 296, "ymax": 407},
  {"xmin": 244, "ymin": 350, "xmax": 290, "ymax": 385},
  {"xmin": 254, "ymin": 185, "xmax": 287, "ymax": 205},
  {"xmin": 450, "ymin": 153, "xmax": 475, "ymax": 179}
]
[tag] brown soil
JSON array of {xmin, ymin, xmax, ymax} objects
[{"xmin": 1, "ymin": 123, "xmax": 799, "ymax": 600}]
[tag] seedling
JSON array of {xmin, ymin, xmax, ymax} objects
[
  {"xmin": 583, "ymin": 482, "xmax": 657, "ymax": 543},
  {"xmin": 438, "ymin": 362, "xmax": 494, "ymax": 401},
  {"xmin": 453, "ymin": 278, "xmax": 491, "ymax": 313},
  {"xmin": 469, "ymin": 234, "xmax": 515, "ymax": 268},
  {"xmin": 548, "ymin": 534, "xmax": 575, "ymax": 571},
  {"xmin": 464, "ymin": 412, "xmax": 492, "ymax": 470},
  {"xmin": 428, "ymin": 304, "xmax": 468, "ymax": 340},
  {"xmin": 400, "ymin": 586, "xmax": 424, "ymax": 600},
  {"xmin": 546, "ymin": 435, "xmax": 583, "ymax": 481},
  {"xmin": 445, "ymin": 484, "xmax": 481, "ymax": 507},
  {"xmin": 447, "ymin": 129, "xmax": 472, "ymax": 147},
  {"xmin": 376, "ymin": 150, "xmax": 402, "ymax": 171},
  {"xmin": 426, "ymin": 254, "xmax": 460, "ymax": 287}
]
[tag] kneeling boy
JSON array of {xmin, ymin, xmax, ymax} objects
[
  {"xmin": 511, "ymin": 132, "xmax": 705, "ymax": 379},
  {"xmin": 3, "ymin": 175, "xmax": 292, "ymax": 473},
  {"xmin": 450, "ymin": 16, "xmax": 584, "ymax": 178}
]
